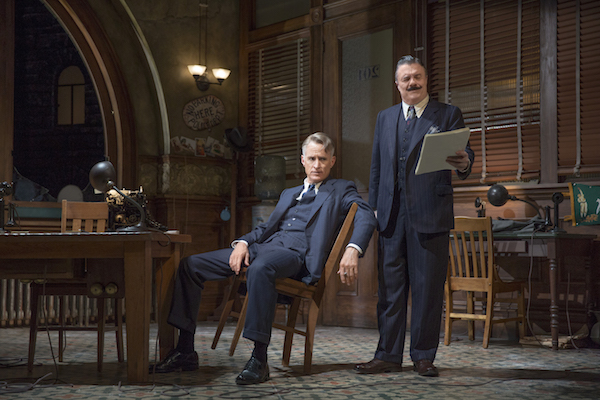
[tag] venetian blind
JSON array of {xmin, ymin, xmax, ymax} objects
[
  {"xmin": 557, "ymin": 0, "xmax": 600, "ymax": 177},
  {"xmin": 428, "ymin": 0, "xmax": 540, "ymax": 184},
  {"xmin": 247, "ymin": 38, "xmax": 310, "ymax": 179}
]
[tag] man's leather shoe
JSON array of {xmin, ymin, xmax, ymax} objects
[
  {"xmin": 413, "ymin": 359, "xmax": 439, "ymax": 377},
  {"xmin": 235, "ymin": 356, "xmax": 270, "ymax": 385},
  {"xmin": 354, "ymin": 358, "xmax": 402, "ymax": 374},
  {"xmin": 149, "ymin": 349, "xmax": 199, "ymax": 373}
]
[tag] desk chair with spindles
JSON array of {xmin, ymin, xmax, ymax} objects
[
  {"xmin": 27, "ymin": 200, "xmax": 124, "ymax": 371},
  {"xmin": 445, "ymin": 216, "xmax": 526, "ymax": 348}
]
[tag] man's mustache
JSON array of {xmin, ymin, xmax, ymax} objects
[{"xmin": 407, "ymin": 86, "xmax": 422, "ymax": 91}]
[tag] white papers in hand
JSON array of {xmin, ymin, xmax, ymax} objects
[{"xmin": 415, "ymin": 127, "xmax": 471, "ymax": 175}]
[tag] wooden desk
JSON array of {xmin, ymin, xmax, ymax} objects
[
  {"xmin": 493, "ymin": 231, "xmax": 597, "ymax": 350},
  {"xmin": 0, "ymin": 231, "xmax": 191, "ymax": 382}
]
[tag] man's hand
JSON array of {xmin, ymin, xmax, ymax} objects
[
  {"xmin": 338, "ymin": 247, "xmax": 359, "ymax": 285},
  {"xmin": 446, "ymin": 149, "xmax": 470, "ymax": 172},
  {"xmin": 229, "ymin": 242, "xmax": 250, "ymax": 275}
]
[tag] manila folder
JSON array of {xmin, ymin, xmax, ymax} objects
[{"xmin": 415, "ymin": 127, "xmax": 471, "ymax": 175}]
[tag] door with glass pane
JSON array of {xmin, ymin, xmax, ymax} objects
[{"xmin": 321, "ymin": 3, "xmax": 410, "ymax": 328}]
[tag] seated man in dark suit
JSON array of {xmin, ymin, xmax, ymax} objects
[{"xmin": 151, "ymin": 132, "xmax": 377, "ymax": 385}]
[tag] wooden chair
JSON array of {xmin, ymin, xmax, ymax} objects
[
  {"xmin": 28, "ymin": 200, "xmax": 124, "ymax": 372},
  {"xmin": 212, "ymin": 202, "xmax": 358, "ymax": 374},
  {"xmin": 444, "ymin": 216, "xmax": 526, "ymax": 348}
]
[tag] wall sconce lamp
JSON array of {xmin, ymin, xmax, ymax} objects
[
  {"xmin": 188, "ymin": 0, "xmax": 230, "ymax": 91},
  {"xmin": 188, "ymin": 65, "xmax": 231, "ymax": 91}
]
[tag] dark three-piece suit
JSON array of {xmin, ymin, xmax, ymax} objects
[
  {"xmin": 168, "ymin": 178, "xmax": 376, "ymax": 345},
  {"xmin": 369, "ymin": 99, "xmax": 475, "ymax": 364}
]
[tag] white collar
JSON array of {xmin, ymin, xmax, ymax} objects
[
  {"xmin": 296, "ymin": 179, "xmax": 323, "ymax": 200},
  {"xmin": 402, "ymin": 95, "xmax": 430, "ymax": 119}
]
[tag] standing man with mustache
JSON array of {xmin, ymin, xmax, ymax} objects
[{"xmin": 355, "ymin": 56, "xmax": 474, "ymax": 377}]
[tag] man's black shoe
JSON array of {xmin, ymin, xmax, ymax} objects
[
  {"xmin": 149, "ymin": 349, "xmax": 199, "ymax": 373},
  {"xmin": 235, "ymin": 356, "xmax": 270, "ymax": 385}
]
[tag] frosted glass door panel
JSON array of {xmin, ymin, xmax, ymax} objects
[{"xmin": 341, "ymin": 29, "xmax": 394, "ymax": 189}]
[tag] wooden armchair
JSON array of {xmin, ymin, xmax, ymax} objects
[
  {"xmin": 28, "ymin": 200, "xmax": 124, "ymax": 372},
  {"xmin": 212, "ymin": 202, "xmax": 358, "ymax": 374},
  {"xmin": 444, "ymin": 216, "xmax": 526, "ymax": 348}
]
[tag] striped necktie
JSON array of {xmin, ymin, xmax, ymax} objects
[
  {"xmin": 406, "ymin": 105, "xmax": 416, "ymax": 124},
  {"xmin": 300, "ymin": 184, "xmax": 315, "ymax": 200}
]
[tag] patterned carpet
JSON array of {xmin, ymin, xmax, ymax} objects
[{"xmin": 1, "ymin": 321, "xmax": 599, "ymax": 399}]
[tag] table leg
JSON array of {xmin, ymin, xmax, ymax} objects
[
  {"xmin": 124, "ymin": 240, "xmax": 152, "ymax": 382},
  {"xmin": 549, "ymin": 255, "xmax": 559, "ymax": 350},
  {"xmin": 156, "ymin": 243, "xmax": 180, "ymax": 359},
  {"xmin": 584, "ymin": 250, "xmax": 593, "ymax": 325}
]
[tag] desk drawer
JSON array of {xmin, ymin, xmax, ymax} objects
[{"xmin": 0, "ymin": 259, "xmax": 82, "ymax": 280}]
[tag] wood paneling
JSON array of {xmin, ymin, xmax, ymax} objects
[
  {"xmin": 0, "ymin": 0, "xmax": 15, "ymax": 183},
  {"xmin": 151, "ymin": 195, "xmax": 230, "ymax": 321}
]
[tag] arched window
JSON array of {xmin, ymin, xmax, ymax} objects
[{"xmin": 57, "ymin": 65, "xmax": 85, "ymax": 125}]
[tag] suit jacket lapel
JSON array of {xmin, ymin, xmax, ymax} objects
[
  {"xmin": 307, "ymin": 179, "xmax": 332, "ymax": 225},
  {"xmin": 388, "ymin": 104, "xmax": 402, "ymax": 163},
  {"xmin": 409, "ymin": 100, "xmax": 440, "ymax": 155}
]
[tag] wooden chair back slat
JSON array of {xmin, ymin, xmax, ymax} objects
[
  {"xmin": 450, "ymin": 217, "xmax": 494, "ymax": 284},
  {"xmin": 61, "ymin": 200, "xmax": 108, "ymax": 233}
]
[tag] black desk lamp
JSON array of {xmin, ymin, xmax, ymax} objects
[
  {"xmin": 89, "ymin": 161, "xmax": 148, "ymax": 232},
  {"xmin": 486, "ymin": 184, "xmax": 542, "ymax": 219}
]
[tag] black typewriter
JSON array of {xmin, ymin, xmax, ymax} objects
[{"xmin": 105, "ymin": 187, "xmax": 167, "ymax": 231}]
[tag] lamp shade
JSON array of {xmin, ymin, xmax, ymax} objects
[
  {"xmin": 487, "ymin": 184, "xmax": 510, "ymax": 207},
  {"xmin": 89, "ymin": 161, "xmax": 117, "ymax": 192},
  {"xmin": 212, "ymin": 68, "xmax": 231, "ymax": 80},
  {"xmin": 188, "ymin": 64, "xmax": 207, "ymax": 76}
]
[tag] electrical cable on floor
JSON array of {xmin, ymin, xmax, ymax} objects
[
  {"xmin": 565, "ymin": 271, "xmax": 580, "ymax": 350},
  {"xmin": 0, "ymin": 357, "xmax": 30, "ymax": 368},
  {"xmin": 41, "ymin": 265, "xmax": 67, "ymax": 383},
  {"xmin": 525, "ymin": 228, "xmax": 552, "ymax": 350},
  {"xmin": 0, "ymin": 372, "xmax": 54, "ymax": 395},
  {"xmin": 524, "ymin": 225, "xmax": 589, "ymax": 351},
  {"xmin": 0, "ymin": 269, "xmax": 72, "ymax": 395}
]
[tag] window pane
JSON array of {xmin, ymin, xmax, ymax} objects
[
  {"xmin": 72, "ymin": 85, "xmax": 85, "ymax": 124},
  {"xmin": 255, "ymin": 0, "xmax": 309, "ymax": 28},
  {"xmin": 58, "ymin": 65, "xmax": 85, "ymax": 85},
  {"xmin": 57, "ymin": 85, "xmax": 72, "ymax": 125}
]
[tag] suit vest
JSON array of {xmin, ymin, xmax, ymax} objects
[
  {"xmin": 263, "ymin": 187, "xmax": 317, "ymax": 251},
  {"xmin": 397, "ymin": 111, "xmax": 419, "ymax": 189}
]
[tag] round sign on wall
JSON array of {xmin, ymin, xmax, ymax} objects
[{"xmin": 183, "ymin": 95, "xmax": 225, "ymax": 131}]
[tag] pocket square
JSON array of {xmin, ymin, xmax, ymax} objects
[{"xmin": 427, "ymin": 125, "xmax": 440, "ymax": 135}]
